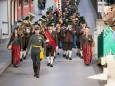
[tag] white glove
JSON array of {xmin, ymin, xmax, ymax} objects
[
  {"xmin": 69, "ymin": 28, "xmax": 72, "ymax": 30},
  {"xmin": 56, "ymin": 46, "xmax": 58, "ymax": 50},
  {"xmin": 46, "ymin": 39, "xmax": 49, "ymax": 42},
  {"xmin": 42, "ymin": 48, "xmax": 44, "ymax": 52}
]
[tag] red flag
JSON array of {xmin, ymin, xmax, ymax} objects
[
  {"xmin": 45, "ymin": 30, "xmax": 57, "ymax": 52},
  {"xmin": 54, "ymin": 0, "xmax": 57, "ymax": 3}
]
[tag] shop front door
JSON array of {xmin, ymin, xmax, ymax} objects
[{"xmin": 0, "ymin": 0, "xmax": 9, "ymax": 35}]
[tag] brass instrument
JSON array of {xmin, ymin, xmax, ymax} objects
[
  {"xmin": 39, "ymin": 19, "xmax": 47, "ymax": 32},
  {"xmin": 18, "ymin": 13, "xmax": 35, "ymax": 36}
]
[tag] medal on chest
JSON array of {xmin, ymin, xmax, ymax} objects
[{"xmin": 38, "ymin": 36, "xmax": 42, "ymax": 42}]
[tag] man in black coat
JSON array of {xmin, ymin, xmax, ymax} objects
[
  {"xmin": 62, "ymin": 20, "xmax": 75, "ymax": 60},
  {"xmin": 45, "ymin": 22, "xmax": 58, "ymax": 67}
]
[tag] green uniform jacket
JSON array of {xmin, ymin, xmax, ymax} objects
[{"xmin": 27, "ymin": 34, "xmax": 45, "ymax": 53}]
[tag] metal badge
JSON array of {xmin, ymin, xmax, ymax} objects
[
  {"xmin": 38, "ymin": 36, "xmax": 42, "ymax": 39},
  {"xmin": 39, "ymin": 39, "xmax": 41, "ymax": 42}
]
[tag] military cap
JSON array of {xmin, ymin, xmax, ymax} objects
[
  {"xmin": 68, "ymin": 20, "xmax": 73, "ymax": 25},
  {"xmin": 105, "ymin": 1, "xmax": 115, "ymax": 6},
  {"xmin": 17, "ymin": 20, "xmax": 22, "ymax": 23},
  {"xmin": 24, "ymin": 16, "xmax": 29, "ymax": 20},
  {"xmin": 42, "ymin": 15, "xmax": 46, "ymax": 19},
  {"xmin": 47, "ymin": 22, "xmax": 53, "ymax": 27},
  {"xmin": 50, "ymin": 19, "xmax": 55, "ymax": 23},
  {"xmin": 35, "ymin": 26, "xmax": 40, "ymax": 30},
  {"xmin": 39, "ymin": 19, "xmax": 42, "ymax": 21},
  {"xmin": 46, "ymin": 11, "xmax": 50, "ymax": 15},
  {"xmin": 79, "ymin": 16, "xmax": 86, "ymax": 24},
  {"xmin": 81, "ymin": 21, "xmax": 86, "ymax": 24},
  {"xmin": 64, "ymin": 22, "xmax": 68, "ymax": 27},
  {"xmin": 71, "ymin": 6, "xmax": 77, "ymax": 12},
  {"xmin": 47, "ymin": 7, "xmax": 53, "ymax": 12},
  {"xmin": 34, "ymin": 21, "xmax": 39, "ymax": 25}
]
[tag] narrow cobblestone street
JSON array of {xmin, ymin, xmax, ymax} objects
[{"xmin": 0, "ymin": 51, "xmax": 101, "ymax": 86}]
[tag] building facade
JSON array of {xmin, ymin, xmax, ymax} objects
[
  {"xmin": 11, "ymin": 0, "xmax": 34, "ymax": 32},
  {"xmin": 0, "ymin": 0, "xmax": 34, "ymax": 42},
  {"xmin": 0, "ymin": 0, "xmax": 11, "ymax": 40}
]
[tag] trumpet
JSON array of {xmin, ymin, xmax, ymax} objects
[{"xmin": 18, "ymin": 13, "xmax": 35, "ymax": 36}]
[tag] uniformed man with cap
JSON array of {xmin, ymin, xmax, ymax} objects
[
  {"xmin": 76, "ymin": 18, "xmax": 86, "ymax": 58},
  {"xmin": 16, "ymin": 20, "xmax": 24, "ymax": 62},
  {"xmin": 62, "ymin": 20, "xmax": 75, "ymax": 60},
  {"xmin": 45, "ymin": 22, "xmax": 58, "ymax": 67},
  {"xmin": 60, "ymin": 21, "xmax": 68, "ymax": 58},
  {"xmin": 27, "ymin": 26, "xmax": 45, "ymax": 78},
  {"xmin": 18, "ymin": 18, "xmax": 28, "ymax": 61}
]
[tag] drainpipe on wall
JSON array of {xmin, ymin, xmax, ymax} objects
[
  {"xmin": 21, "ymin": 0, "xmax": 23, "ymax": 19},
  {"xmin": 29, "ymin": 0, "xmax": 32, "ymax": 12},
  {"xmin": 7, "ymin": 0, "xmax": 10, "ymax": 37},
  {"xmin": 17, "ymin": 0, "xmax": 19, "ymax": 20}
]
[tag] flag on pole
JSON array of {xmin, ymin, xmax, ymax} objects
[{"xmin": 54, "ymin": 0, "xmax": 57, "ymax": 3}]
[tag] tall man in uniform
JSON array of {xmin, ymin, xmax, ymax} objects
[
  {"xmin": 27, "ymin": 27, "xmax": 45, "ymax": 78},
  {"xmin": 76, "ymin": 21, "xmax": 86, "ymax": 58},
  {"xmin": 64, "ymin": 21, "xmax": 75, "ymax": 60},
  {"xmin": 60, "ymin": 22, "xmax": 68, "ymax": 58},
  {"xmin": 45, "ymin": 22, "xmax": 58, "ymax": 67}
]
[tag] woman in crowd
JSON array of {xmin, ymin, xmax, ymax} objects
[
  {"xmin": 80, "ymin": 27, "xmax": 93, "ymax": 65},
  {"xmin": 7, "ymin": 28, "xmax": 22, "ymax": 67}
]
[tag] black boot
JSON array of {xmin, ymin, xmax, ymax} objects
[
  {"xmin": 20, "ymin": 58, "xmax": 23, "ymax": 62},
  {"xmin": 66, "ymin": 55, "xmax": 69, "ymax": 59},
  {"xmin": 33, "ymin": 65, "xmax": 36, "ymax": 77},
  {"xmin": 47, "ymin": 63, "xmax": 50, "ymax": 66},
  {"xmin": 76, "ymin": 53, "xmax": 79, "ymax": 56},
  {"xmin": 85, "ymin": 64, "xmax": 90, "ymax": 66},
  {"xmin": 57, "ymin": 53, "xmax": 59, "ymax": 55},
  {"xmin": 78, "ymin": 53, "xmax": 81, "ymax": 58},
  {"xmin": 63, "ymin": 54, "xmax": 66, "ymax": 58},
  {"xmin": 23, "ymin": 56, "xmax": 26, "ymax": 59},
  {"xmin": 50, "ymin": 64, "xmax": 53, "ymax": 67},
  {"xmin": 36, "ymin": 65, "xmax": 40, "ymax": 78},
  {"xmin": 69, "ymin": 58, "xmax": 72, "ymax": 60},
  {"xmin": 14, "ymin": 64, "xmax": 18, "ymax": 68}
]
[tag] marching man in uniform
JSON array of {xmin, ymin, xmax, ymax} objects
[
  {"xmin": 27, "ymin": 26, "xmax": 45, "ymax": 78},
  {"xmin": 64, "ymin": 20, "xmax": 75, "ymax": 60},
  {"xmin": 45, "ymin": 22, "xmax": 58, "ymax": 67},
  {"xmin": 60, "ymin": 22, "xmax": 68, "ymax": 58}
]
